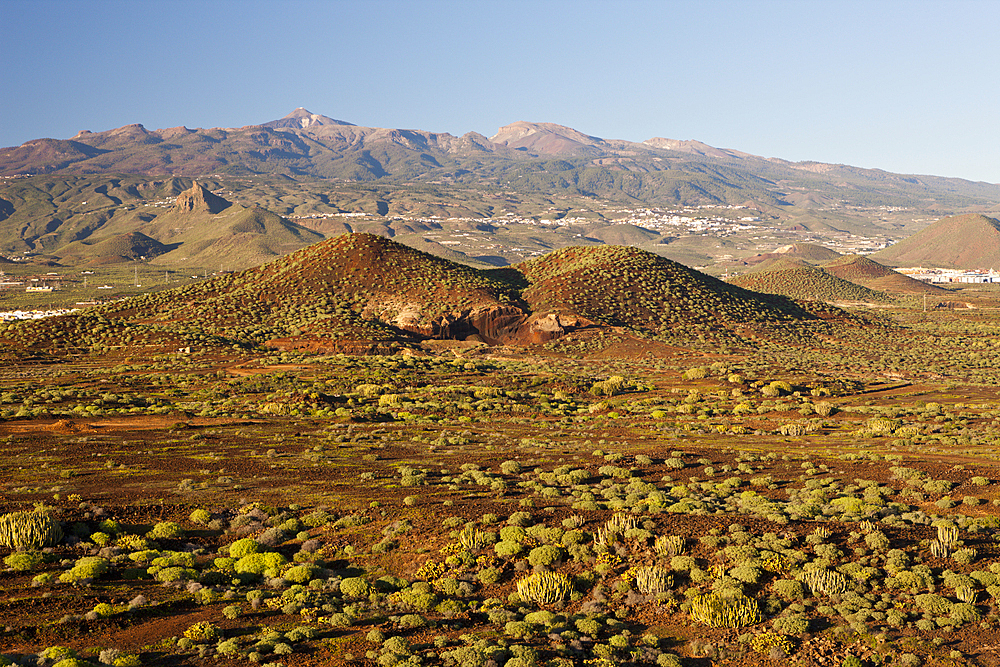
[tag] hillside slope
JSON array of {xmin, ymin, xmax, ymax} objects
[
  {"xmin": 872, "ymin": 214, "xmax": 1000, "ymax": 269},
  {"xmin": 514, "ymin": 244, "xmax": 828, "ymax": 335},
  {"xmin": 3, "ymin": 236, "xmax": 852, "ymax": 356},
  {"xmin": 728, "ymin": 264, "xmax": 892, "ymax": 304},
  {"xmin": 0, "ymin": 180, "xmax": 324, "ymax": 270},
  {"xmin": 741, "ymin": 243, "xmax": 842, "ymax": 266},
  {"xmin": 822, "ymin": 255, "xmax": 947, "ymax": 294}
]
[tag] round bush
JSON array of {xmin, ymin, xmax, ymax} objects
[
  {"xmin": 234, "ymin": 552, "xmax": 287, "ymax": 577},
  {"xmin": 184, "ymin": 621, "xmax": 221, "ymax": 642},
  {"xmin": 772, "ymin": 579, "xmax": 804, "ymax": 600},
  {"xmin": 147, "ymin": 522, "xmax": 184, "ymax": 540},
  {"xmin": 228, "ymin": 537, "xmax": 261, "ymax": 558},
  {"xmin": 190, "ymin": 509, "xmax": 211, "ymax": 525},
  {"xmin": 499, "ymin": 526, "xmax": 527, "ymax": 543},
  {"xmin": 59, "ymin": 556, "xmax": 110, "ymax": 583},
  {"xmin": 398, "ymin": 613, "xmax": 427, "ymax": 628},
  {"xmin": 772, "ymin": 612, "xmax": 809, "ymax": 635},
  {"xmin": 527, "ymin": 545, "xmax": 564, "ymax": 568},
  {"xmin": 4, "ymin": 551, "xmax": 44, "ymax": 571},
  {"xmin": 494, "ymin": 541, "xmax": 524, "ymax": 558},
  {"xmin": 340, "ymin": 576, "xmax": 371, "ymax": 598},
  {"xmin": 283, "ymin": 564, "xmax": 320, "ymax": 584}
]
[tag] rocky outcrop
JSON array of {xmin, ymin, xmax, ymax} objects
[
  {"xmin": 373, "ymin": 303, "xmax": 527, "ymax": 344},
  {"xmin": 361, "ymin": 298, "xmax": 596, "ymax": 346},
  {"xmin": 173, "ymin": 183, "xmax": 231, "ymax": 215},
  {"xmin": 516, "ymin": 313, "xmax": 592, "ymax": 345}
]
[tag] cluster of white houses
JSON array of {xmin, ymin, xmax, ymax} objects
[
  {"xmin": 0, "ymin": 308, "xmax": 79, "ymax": 322},
  {"xmin": 901, "ymin": 268, "xmax": 1000, "ymax": 284}
]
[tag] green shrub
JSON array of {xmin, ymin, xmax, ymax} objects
[
  {"xmin": 864, "ymin": 531, "xmax": 890, "ymax": 552},
  {"xmin": 154, "ymin": 566, "xmax": 197, "ymax": 582},
  {"xmin": 4, "ymin": 551, "xmax": 44, "ymax": 571},
  {"xmin": 322, "ymin": 613, "xmax": 353, "ymax": 628},
  {"xmin": 950, "ymin": 603, "xmax": 981, "ymax": 625},
  {"xmin": 914, "ymin": 593, "xmax": 952, "ymax": 615},
  {"xmin": 772, "ymin": 612, "xmax": 809, "ymax": 634},
  {"xmin": 190, "ymin": 509, "xmax": 212, "ymax": 525},
  {"xmin": 147, "ymin": 521, "xmax": 184, "ymax": 540},
  {"xmin": 228, "ymin": 537, "xmax": 261, "ymax": 558},
  {"xmin": 59, "ymin": 556, "xmax": 110, "ymax": 583},
  {"xmin": 730, "ymin": 564, "xmax": 763, "ymax": 584},
  {"xmin": 527, "ymin": 545, "xmax": 564, "ymax": 568},
  {"xmin": 151, "ymin": 551, "xmax": 194, "ymax": 567},
  {"xmin": 92, "ymin": 602, "xmax": 114, "ymax": 617},
  {"xmin": 392, "ymin": 586, "xmax": 438, "ymax": 612},
  {"xmin": 284, "ymin": 564, "xmax": 321, "ymax": 584},
  {"xmin": 504, "ymin": 621, "xmax": 534, "ymax": 639},
  {"xmin": 398, "ymin": 614, "xmax": 427, "ymax": 628},
  {"xmin": 772, "ymin": 579, "xmax": 804, "ymax": 600},
  {"xmin": 90, "ymin": 531, "xmax": 111, "ymax": 547},
  {"xmin": 499, "ymin": 525, "xmax": 527, "ymax": 543},
  {"xmin": 216, "ymin": 639, "xmax": 240, "ymax": 657},
  {"xmin": 234, "ymin": 552, "xmax": 287, "ymax": 577},
  {"xmin": 340, "ymin": 577, "xmax": 371, "ymax": 598},
  {"xmin": 184, "ymin": 621, "xmax": 221, "ymax": 642},
  {"xmin": 494, "ymin": 541, "xmax": 524, "ymax": 558}
]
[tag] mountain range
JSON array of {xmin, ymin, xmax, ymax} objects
[
  {"xmin": 5, "ymin": 108, "xmax": 1000, "ymax": 214},
  {"xmin": 4, "ymin": 109, "xmax": 1000, "ymax": 272}
]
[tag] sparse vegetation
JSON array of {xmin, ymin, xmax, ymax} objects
[{"xmin": 4, "ymin": 227, "xmax": 1000, "ymax": 667}]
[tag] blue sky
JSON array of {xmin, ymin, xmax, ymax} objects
[{"xmin": 4, "ymin": 0, "xmax": 1000, "ymax": 182}]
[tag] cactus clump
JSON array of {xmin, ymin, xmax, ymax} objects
[
  {"xmin": 516, "ymin": 570, "xmax": 572, "ymax": 605},
  {"xmin": 688, "ymin": 591, "xmax": 761, "ymax": 628},
  {"xmin": 0, "ymin": 511, "xmax": 63, "ymax": 550},
  {"xmin": 632, "ymin": 566, "xmax": 673, "ymax": 594}
]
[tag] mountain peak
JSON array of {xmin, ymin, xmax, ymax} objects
[
  {"xmin": 173, "ymin": 182, "xmax": 231, "ymax": 215},
  {"xmin": 260, "ymin": 108, "xmax": 355, "ymax": 130},
  {"xmin": 489, "ymin": 121, "xmax": 605, "ymax": 155}
]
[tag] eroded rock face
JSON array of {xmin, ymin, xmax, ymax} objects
[
  {"xmin": 374, "ymin": 303, "xmax": 526, "ymax": 344},
  {"xmin": 173, "ymin": 183, "xmax": 231, "ymax": 214},
  {"xmin": 516, "ymin": 313, "xmax": 592, "ymax": 345},
  {"xmin": 360, "ymin": 295, "xmax": 594, "ymax": 346}
]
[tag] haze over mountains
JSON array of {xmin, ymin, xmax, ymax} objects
[
  {"xmin": 3, "ymin": 109, "xmax": 1000, "ymax": 275},
  {"xmin": 5, "ymin": 108, "xmax": 1000, "ymax": 213}
]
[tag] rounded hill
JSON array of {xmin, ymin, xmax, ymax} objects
[
  {"xmin": 728, "ymin": 264, "xmax": 892, "ymax": 304},
  {"xmin": 99, "ymin": 233, "xmax": 528, "ymax": 347},
  {"xmin": 4, "ymin": 236, "xmax": 860, "ymax": 357},
  {"xmin": 822, "ymin": 255, "xmax": 946, "ymax": 294},
  {"xmin": 58, "ymin": 232, "xmax": 170, "ymax": 265},
  {"xmin": 873, "ymin": 214, "xmax": 1000, "ymax": 269},
  {"xmin": 515, "ymin": 245, "xmax": 820, "ymax": 333}
]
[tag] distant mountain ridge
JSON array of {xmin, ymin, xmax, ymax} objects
[{"xmin": 4, "ymin": 109, "xmax": 1000, "ymax": 216}]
